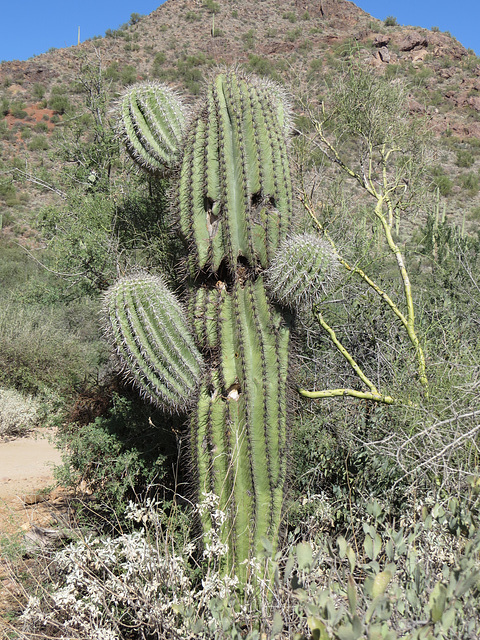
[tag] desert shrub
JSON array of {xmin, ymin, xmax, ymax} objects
[
  {"xmin": 33, "ymin": 121, "xmax": 48, "ymax": 133},
  {"xmin": 104, "ymin": 61, "xmax": 120, "ymax": 82},
  {"xmin": 48, "ymin": 93, "xmax": 70, "ymax": 114},
  {"xmin": 384, "ymin": 15, "xmax": 398, "ymax": 26},
  {"xmin": 175, "ymin": 54, "xmax": 210, "ymax": 94},
  {"xmin": 0, "ymin": 387, "xmax": 40, "ymax": 438},
  {"xmin": 430, "ymin": 166, "xmax": 453, "ymax": 196},
  {"xmin": 456, "ymin": 149, "xmax": 475, "ymax": 168},
  {"xmin": 28, "ymin": 135, "xmax": 49, "ymax": 151},
  {"xmin": 248, "ymin": 54, "xmax": 281, "ymax": 81},
  {"xmin": 1, "ymin": 96, "xmax": 10, "ymax": 115},
  {"xmin": 282, "ymin": 11, "xmax": 297, "ymax": 22},
  {"xmin": 120, "ymin": 65, "xmax": 137, "ymax": 85},
  {"xmin": 54, "ymin": 393, "xmax": 179, "ymax": 516},
  {"xmin": 285, "ymin": 27, "xmax": 302, "ymax": 42},
  {"xmin": 10, "ymin": 102, "xmax": 27, "ymax": 119},
  {"xmin": 459, "ymin": 170, "xmax": 479, "ymax": 194},
  {"xmin": 151, "ymin": 51, "xmax": 167, "ymax": 77},
  {"xmin": 18, "ymin": 496, "xmax": 480, "ymax": 639},
  {"xmin": 242, "ymin": 28, "xmax": 255, "ymax": 49},
  {"xmin": 203, "ymin": 0, "xmax": 220, "ymax": 13},
  {"xmin": 32, "ymin": 83, "xmax": 46, "ymax": 100},
  {"xmin": 185, "ymin": 10, "xmax": 201, "ymax": 21},
  {"xmin": 0, "ymin": 296, "xmax": 103, "ymax": 394}
]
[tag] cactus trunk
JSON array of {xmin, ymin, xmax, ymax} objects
[{"xmin": 190, "ymin": 277, "xmax": 289, "ymax": 580}]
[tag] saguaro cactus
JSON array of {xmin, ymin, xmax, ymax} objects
[{"xmin": 105, "ymin": 70, "xmax": 331, "ymax": 583}]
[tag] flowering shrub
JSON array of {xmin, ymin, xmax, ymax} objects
[
  {"xmin": 0, "ymin": 387, "xmax": 40, "ymax": 438},
  {"xmin": 19, "ymin": 496, "xmax": 480, "ymax": 639}
]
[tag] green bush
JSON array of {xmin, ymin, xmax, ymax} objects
[
  {"xmin": 0, "ymin": 387, "xmax": 40, "ymax": 438},
  {"xmin": 430, "ymin": 166, "xmax": 453, "ymax": 196},
  {"xmin": 28, "ymin": 135, "xmax": 49, "ymax": 151},
  {"xmin": 0, "ymin": 298, "xmax": 101, "ymax": 394},
  {"xmin": 285, "ymin": 27, "xmax": 302, "ymax": 42},
  {"xmin": 104, "ymin": 61, "xmax": 120, "ymax": 82},
  {"xmin": 184, "ymin": 10, "xmax": 200, "ymax": 21},
  {"xmin": 54, "ymin": 393, "xmax": 179, "ymax": 516},
  {"xmin": 1, "ymin": 96, "xmax": 10, "ymax": 115},
  {"xmin": 48, "ymin": 93, "xmax": 70, "ymax": 114},
  {"xmin": 32, "ymin": 83, "xmax": 46, "ymax": 100},
  {"xmin": 203, "ymin": 0, "xmax": 219, "ymax": 13},
  {"xmin": 242, "ymin": 28, "xmax": 255, "ymax": 49},
  {"xmin": 120, "ymin": 65, "xmax": 137, "ymax": 85},
  {"xmin": 33, "ymin": 121, "xmax": 49, "ymax": 133},
  {"xmin": 459, "ymin": 171, "xmax": 479, "ymax": 194},
  {"xmin": 456, "ymin": 149, "xmax": 475, "ymax": 168},
  {"xmin": 282, "ymin": 11, "xmax": 297, "ymax": 22},
  {"xmin": 384, "ymin": 15, "xmax": 398, "ymax": 26},
  {"xmin": 10, "ymin": 102, "xmax": 27, "ymax": 119},
  {"xmin": 151, "ymin": 52, "xmax": 167, "ymax": 78}
]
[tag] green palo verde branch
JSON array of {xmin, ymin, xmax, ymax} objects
[
  {"xmin": 299, "ymin": 189, "xmax": 428, "ymax": 400},
  {"xmin": 300, "ymin": 97, "xmax": 428, "ymax": 394}
]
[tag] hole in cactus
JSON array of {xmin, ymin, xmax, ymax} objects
[
  {"xmin": 236, "ymin": 256, "xmax": 251, "ymax": 284},
  {"xmin": 205, "ymin": 196, "xmax": 220, "ymax": 237},
  {"xmin": 251, "ymin": 191, "xmax": 262, "ymax": 207},
  {"xmin": 226, "ymin": 383, "xmax": 241, "ymax": 401}
]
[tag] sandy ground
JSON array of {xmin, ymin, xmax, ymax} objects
[
  {"xmin": 0, "ymin": 430, "xmax": 67, "ymax": 627},
  {"xmin": 0, "ymin": 430, "xmax": 63, "ymax": 500}
]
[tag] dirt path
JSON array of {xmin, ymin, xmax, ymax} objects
[{"xmin": 0, "ymin": 430, "xmax": 67, "ymax": 626}]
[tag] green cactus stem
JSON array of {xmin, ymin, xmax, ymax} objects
[
  {"xmin": 189, "ymin": 277, "xmax": 289, "ymax": 581},
  {"xmin": 104, "ymin": 273, "xmax": 204, "ymax": 412},
  {"xmin": 176, "ymin": 70, "xmax": 293, "ymax": 277},
  {"xmin": 106, "ymin": 69, "xmax": 298, "ymax": 585},
  {"xmin": 265, "ymin": 233, "xmax": 337, "ymax": 309},
  {"xmin": 115, "ymin": 81, "xmax": 188, "ymax": 174}
]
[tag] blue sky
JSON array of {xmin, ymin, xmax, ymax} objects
[
  {"xmin": 0, "ymin": 0, "xmax": 479, "ymax": 62},
  {"xmin": 0, "ymin": 1, "xmax": 167, "ymax": 62}
]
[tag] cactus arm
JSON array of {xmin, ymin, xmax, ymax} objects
[
  {"xmin": 116, "ymin": 82, "xmax": 187, "ymax": 174},
  {"xmin": 104, "ymin": 275, "xmax": 204, "ymax": 411}
]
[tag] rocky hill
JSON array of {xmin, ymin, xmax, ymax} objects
[{"xmin": 1, "ymin": 0, "xmax": 480, "ymax": 229}]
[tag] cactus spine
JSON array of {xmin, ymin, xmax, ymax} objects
[{"xmin": 106, "ymin": 69, "xmax": 307, "ymax": 584}]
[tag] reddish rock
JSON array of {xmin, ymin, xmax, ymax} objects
[
  {"xmin": 409, "ymin": 98, "xmax": 426, "ymax": 113},
  {"xmin": 397, "ymin": 31, "xmax": 429, "ymax": 51},
  {"xmin": 373, "ymin": 34, "xmax": 390, "ymax": 48},
  {"xmin": 467, "ymin": 96, "xmax": 480, "ymax": 112}
]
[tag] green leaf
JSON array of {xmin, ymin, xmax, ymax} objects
[
  {"xmin": 347, "ymin": 576, "xmax": 357, "ymax": 614},
  {"xmin": 307, "ymin": 617, "xmax": 329, "ymax": 640},
  {"xmin": 428, "ymin": 582, "xmax": 447, "ymax": 623},
  {"xmin": 261, "ymin": 536, "xmax": 273, "ymax": 556},
  {"xmin": 346, "ymin": 545, "xmax": 356, "ymax": 573},
  {"xmin": 297, "ymin": 542, "xmax": 313, "ymax": 571},
  {"xmin": 284, "ymin": 555, "xmax": 295, "ymax": 583},
  {"xmin": 441, "ymin": 608, "xmax": 456, "ymax": 631},
  {"xmin": 272, "ymin": 611, "xmax": 283, "ymax": 636},
  {"xmin": 454, "ymin": 569, "xmax": 480, "ymax": 597},
  {"xmin": 364, "ymin": 535, "xmax": 373, "ymax": 560},
  {"xmin": 336, "ymin": 619, "xmax": 363, "ymax": 640},
  {"xmin": 372, "ymin": 571, "xmax": 392, "ymax": 599},
  {"xmin": 337, "ymin": 536, "xmax": 347, "ymax": 558}
]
